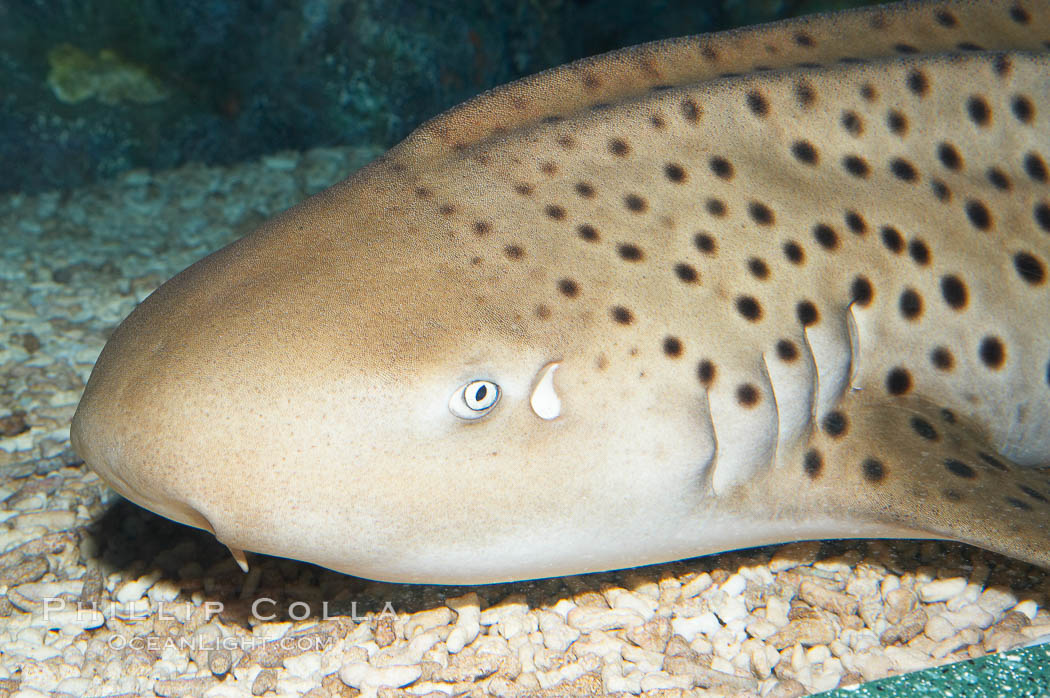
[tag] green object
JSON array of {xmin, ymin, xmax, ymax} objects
[{"xmin": 819, "ymin": 643, "xmax": 1050, "ymax": 697}]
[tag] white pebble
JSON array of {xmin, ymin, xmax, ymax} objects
[
  {"xmin": 680, "ymin": 573, "xmax": 713, "ymax": 599},
  {"xmin": 720, "ymin": 573, "xmax": 747, "ymax": 597},
  {"xmin": 115, "ymin": 571, "xmax": 161, "ymax": 605},
  {"xmin": 978, "ymin": 587, "xmax": 1018, "ymax": 616},
  {"xmin": 918, "ymin": 577, "xmax": 967, "ymax": 603},
  {"xmin": 1013, "ymin": 599, "xmax": 1039, "ymax": 621},
  {"xmin": 566, "ymin": 607, "xmax": 644, "ymax": 632},
  {"xmin": 338, "ymin": 662, "xmax": 420, "ymax": 689},
  {"xmin": 445, "ymin": 593, "xmax": 481, "ymax": 654},
  {"xmin": 538, "ymin": 612, "xmax": 579, "ymax": 654},
  {"xmin": 672, "ymin": 611, "xmax": 720, "ymax": 641}
]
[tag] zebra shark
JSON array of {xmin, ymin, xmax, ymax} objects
[{"xmin": 71, "ymin": 0, "xmax": 1050, "ymax": 583}]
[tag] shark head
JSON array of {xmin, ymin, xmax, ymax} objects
[{"xmin": 71, "ymin": 168, "xmax": 718, "ymax": 584}]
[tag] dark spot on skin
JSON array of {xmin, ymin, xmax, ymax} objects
[
  {"xmin": 942, "ymin": 489, "xmax": 963, "ymax": 502},
  {"xmin": 624, "ymin": 194, "xmax": 647, "ymax": 213},
  {"xmin": 504, "ymin": 244, "xmax": 524, "ymax": 259},
  {"xmin": 535, "ymin": 304, "xmax": 551, "ymax": 319},
  {"xmin": 514, "ymin": 183, "xmax": 533, "ymax": 196},
  {"xmin": 887, "ymin": 110, "xmax": 908, "ymax": 135},
  {"xmin": 558, "ymin": 278, "xmax": 580, "ymax": 298},
  {"xmin": 845, "ymin": 211, "xmax": 867, "ymax": 234},
  {"xmin": 910, "ymin": 416, "xmax": 938, "ymax": 440},
  {"xmin": 861, "ymin": 83, "xmax": 877, "ymax": 101},
  {"xmin": 931, "ymin": 180, "xmax": 951, "ymax": 202},
  {"xmin": 890, "ymin": 158, "xmax": 918, "ymax": 182},
  {"xmin": 803, "ymin": 450, "xmax": 822, "ymax": 478},
  {"xmin": 611, "ymin": 306, "xmax": 634, "ymax": 324},
  {"xmin": 965, "ymin": 200, "xmax": 992, "ymax": 230},
  {"xmin": 736, "ymin": 296, "xmax": 762, "ymax": 322},
  {"xmin": 941, "ymin": 408, "xmax": 957, "ymax": 423},
  {"xmin": 899, "ymin": 288, "xmax": 923, "ymax": 320},
  {"xmin": 698, "ymin": 360, "xmax": 715, "ymax": 385},
  {"xmin": 695, "ymin": 233, "xmax": 717, "ymax": 254},
  {"xmin": 575, "ymin": 182, "xmax": 595, "ymax": 198},
  {"xmin": 795, "ymin": 81, "xmax": 816, "ymax": 108},
  {"xmin": 776, "ymin": 339, "xmax": 799, "ymax": 362},
  {"xmin": 545, "ymin": 204, "xmax": 566, "ymax": 220},
  {"xmin": 439, "ymin": 204, "xmax": 456, "ymax": 216},
  {"xmin": 618, "ymin": 243, "xmax": 644, "ymax": 261},
  {"xmin": 540, "ymin": 162, "xmax": 558, "ymax": 176},
  {"xmin": 1025, "ymin": 153, "xmax": 1048, "ymax": 182},
  {"xmin": 746, "ymin": 90, "xmax": 768, "ymax": 116},
  {"xmin": 1010, "ymin": 4, "xmax": 1031, "ymax": 24},
  {"xmin": 797, "ymin": 300, "xmax": 819, "ymax": 326},
  {"xmin": 822, "ymin": 411, "xmax": 847, "ymax": 437},
  {"xmin": 578, "ymin": 224, "xmax": 599, "ymax": 242},
  {"xmin": 1036, "ymin": 203, "xmax": 1050, "ymax": 232},
  {"xmin": 1005, "ymin": 497, "xmax": 1031, "ymax": 511},
  {"xmin": 813, "ymin": 224, "xmax": 838, "ymax": 250},
  {"xmin": 979, "ymin": 336, "xmax": 1006, "ymax": 369},
  {"xmin": 894, "ymin": 43, "xmax": 918, "ymax": 54},
  {"xmin": 938, "ymin": 142, "xmax": 962, "ymax": 170},
  {"xmin": 710, "ymin": 156, "xmax": 733, "ymax": 179},
  {"xmin": 908, "ymin": 239, "xmax": 930, "ymax": 265},
  {"xmin": 748, "ymin": 202, "xmax": 774, "ymax": 225},
  {"xmin": 783, "ymin": 241, "xmax": 805, "ymax": 265},
  {"xmin": 706, "ymin": 198, "xmax": 727, "ymax": 217},
  {"xmin": 931, "ymin": 346, "xmax": 955, "ymax": 371},
  {"xmin": 1014, "ymin": 252, "xmax": 1046, "ymax": 285},
  {"xmin": 843, "ymin": 155, "xmax": 870, "ymax": 178},
  {"xmin": 934, "ymin": 9, "xmax": 957, "ymax": 26},
  {"xmin": 473, "ymin": 221, "xmax": 491, "ymax": 236},
  {"xmin": 747, "ymin": 258, "xmax": 770, "ymax": 280},
  {"xmin": 663, "ymin": 336, "xmax": 683, "ymax": 357},
  {"xmin": 681, "ymin": 99, "xmax": 701, "ymax": 123},
  {"xmin": 415, "ymin": 187, "xmax": 432, "ymax": 199},
  {"xmin": 987, "ymin": 168, "xmax": 1011, "ymax": 191},
  {"xmin": 665, "ymin": 163, "xmax": 687, "ymax": 183},
  {"xmin": 650, "ymin": 114, "xmax": 666, "ymax": 129},
  {"xmin": 940, "ymin": 275, "xmax": 968, "ymax": 309},
  {"xmin": 862, "ymin": 458, "xmax": 886, "ymax": 482},
  {"xmin": 557, "ymin": 135, "xmax": 575, "ymax": 149},
  {"xmin": 880, "ymin": 226, "xmax": 904, "ymax": 254},
  {"xmin": 887, "ymin": 367, "xmax": 912, "ymax": 395},
  {"xmin": 958, "ymin": 41, "xmax": 983, "ymax": 51},
  {"xmin": 794, "ymin": 32, "xmax": 815, "ymax": 47},
  {"xmin": 945, "ymin": 459, "xmax": 976, "ymax": 479},
  {"xmin": 967, "ymin": 96, "xmax": 991, "ymax": 126},
  {"xmin": 675, "ymin": 263, "xmax": 699, "ymax": 283},
  {"xmin": 1012, "ymin": 95, "xmax": 1035, "ymax": 123},
  {"xmin": 609, "ymin": 138, "xmax": 630, "ymax": 156},
  {"xmin": 1020, "ymin": 484, "xmax": 1049, "ymax": 503},
  {"xmin": 841, "ymin": 111, "xmax": 863, "ymax": 136},
  {"xmin": 791, "ymin": 141, "xmax": 818, "ymax": 164},
  {"xmin": 907, "ymin": 70, "xmax": 929, "ymax": 96},
  {"xmin": 851, "ymin": 276, "xmax": 873, "ymax": 306},
  {"xmin": 979, "ymin": 451, "xmax": 1008, "ymax": 471},
  {"xmin": 736, "ymin": 383, "xmax": 761, "ymax": 407}
]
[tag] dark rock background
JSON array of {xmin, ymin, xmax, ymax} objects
[{"xmin": 0, "ymin": 0, "xmax": 879, "ymax": 194}]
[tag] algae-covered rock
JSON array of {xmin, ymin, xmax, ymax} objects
[{"xmin": 47, "ymin": 44, "xmax": 169, "ymax": 105}]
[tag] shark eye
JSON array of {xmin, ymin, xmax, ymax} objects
[{"xmin": 449, "ymin": 380, "xmax": 500, "ymax": 420}]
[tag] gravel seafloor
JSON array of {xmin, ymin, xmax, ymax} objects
[{"xmin": 1, "ymin": 148, "xmax": 1049, "ymax": 698}]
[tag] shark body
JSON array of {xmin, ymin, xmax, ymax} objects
[{"xmin": 72, "ymin": 0, "xmax": 1050, "ymax": 583}]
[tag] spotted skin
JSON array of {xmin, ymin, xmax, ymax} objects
[{"xmin": 71, "ymin": 0, "xmax": 1050, "ymax": 583}]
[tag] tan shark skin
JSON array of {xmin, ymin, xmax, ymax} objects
[{"xmin": 72, "ymin": 0, "xmax": 1050, "ymax": 583}]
